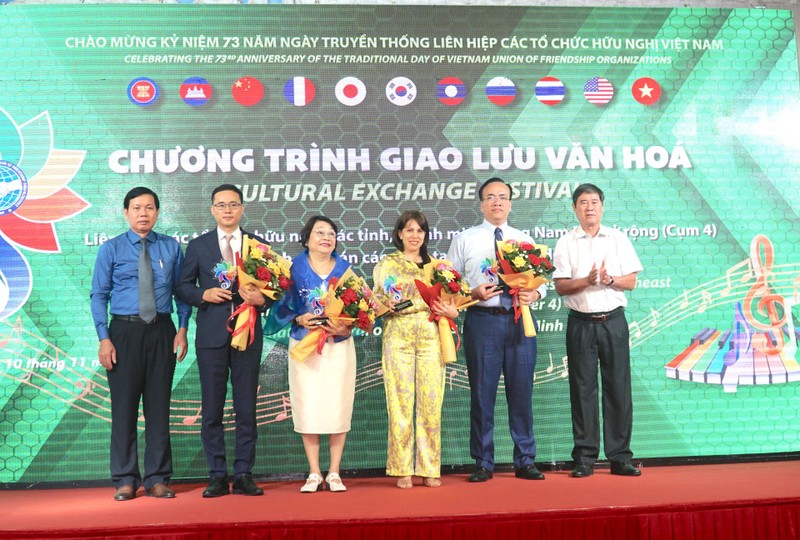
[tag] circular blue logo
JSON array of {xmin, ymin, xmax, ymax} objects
[{"xmin": 0, "ymin": 160, "xmax": 28, "ymax": 216}]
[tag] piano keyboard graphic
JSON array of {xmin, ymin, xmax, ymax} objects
[{"xmin": 665, "ymin": 302, "xmax": 800, "ymax": 393}]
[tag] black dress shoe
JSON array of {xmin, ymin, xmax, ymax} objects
[
  {"xmin": 113, "ymin": 484, "xmax": 136, "ymax": 501},
  {"xmin": 571, "ymin": 464, "xmax": 594, "ymax": 478},
  {"xmin": 146, "ymin": 482, "xmax": 176, "ymax": 498},
  {"xmin": 610, "ymin": 462, "xmax": 641, "ymax": 477},
  {"xmin": 233, "ymin": 474, "xmax": 264, "ymax": 496},
  {"xmin": 468, "ymin": 466, "xmax": 493, "ymax": 482},
  {"xmin": 514, "ymin": 464, "xmax": 545, "ymax": 480},
  {"xmin": 202, "ymin": 477, "xmax": 230, "ymax": 498}
]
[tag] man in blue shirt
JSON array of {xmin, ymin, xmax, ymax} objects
[{"xmin": 91, "ymin": 186, "xmax": 190, "ymax": 501}]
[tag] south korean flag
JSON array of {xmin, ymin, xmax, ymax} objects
[{"xmin": 385, "ymin": 76, "xmax": 416, "ymax": 106}]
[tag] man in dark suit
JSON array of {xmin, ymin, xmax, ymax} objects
[{"xmin": 177, "ymin": 184, "xmax": 271, "ymax": 497}]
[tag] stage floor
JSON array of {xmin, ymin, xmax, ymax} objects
[{"xmin": 2, "ymin": 461, "xmax": 800, "ymax": 539}]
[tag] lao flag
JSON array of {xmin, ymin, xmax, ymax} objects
[
  {"xmin": 534, "ymin": 76, "xmax": 565, "ymax": 106},
  {"xmin": 583, "ymin": 77, "xmax": 614, "ymax": 105},
  {"xmin": 632, "ymin": 77, "xmax": 661, "ymax": 105},
  {"xmin": 485, "ymin": 77, "xmax": 516, "ymax": 106},
  {"xmin": 437, "ymin": 77, "xmax": 466, "ymax": 106},
  {"xmin": 180, "ymin": 77, "xmax": 212, "ymax": 107},
  {"xmin": 284, "ymin": 77, "xmax": 316, "ymax": 107}
]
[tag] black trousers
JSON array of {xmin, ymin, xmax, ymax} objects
[
  {"xmin": 196, "ymin": 343, "xmax": 261, "ymax": 478},
  {"xmin": 566, "ymin": 310, "xmax": 633, "ymax": 466},
  {"xmin": 106, "ymin": 317, "xmax": 177, "ymax": 489}
]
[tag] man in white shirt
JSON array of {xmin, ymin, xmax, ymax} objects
[
  {"xmin": 553, "ymin": 183, "xmax": 643, "ymax": 478},
  {"xmin": 447, "ymin": 177, "xmax": 548, "ymax": 482}
]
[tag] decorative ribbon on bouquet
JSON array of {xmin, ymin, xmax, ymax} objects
[
  {"xmin": 290, "ymin": 267, "xmax": 387, "ymax": 363},
  {"xmin": 228, "ymin": 235, "xmax": 292, "ymax": 351},
  {"xmin": 495, "ymin": 240, "xmax": 554, "ymax": 338},
  {"xmin": 414, "ymin": 259, "xmax": 477, "ymax": 364}
]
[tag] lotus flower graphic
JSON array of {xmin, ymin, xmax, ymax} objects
[{"xmin": 0, "ymin": 107, "xmax": 89, "ymax": 320}]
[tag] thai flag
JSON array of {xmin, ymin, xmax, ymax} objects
[
  {"xmin": 284, "ymin": 77, "xmax": 316, "ymax": 107},
  {"xmin": 485, "ymin": 76, "xmax": 516, "ymax": 106},
  {"xmin": 583, "ymin": 77, "xmax": 614, "ymax": 105},
  {"xmin": 534, "ymin": 76, "xmax": 565, "ymax": 106}
]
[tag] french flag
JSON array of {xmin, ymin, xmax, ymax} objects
[{"xmin": 284, "ymin": 77, "xmax": 316, "ymax": 106}]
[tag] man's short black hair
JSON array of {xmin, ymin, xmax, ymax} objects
[
  {"xmin": 124, "ymin": 186, "xmax": 159, "ymax": 209},
  {"xmin": 571, "ymin": 183, "xmax": 605, "ymax": 205},
  {"xmin": 211, "ymin": 184, "xmax": 244, "ymax": 203},
  {"xmin": 478, "ymin": 177, "xmax": 512, "ymax": 201}
]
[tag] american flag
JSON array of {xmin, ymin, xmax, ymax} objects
[{"xmin": 583, "ymin": 77, "xmax": 614, "ymax": 105}]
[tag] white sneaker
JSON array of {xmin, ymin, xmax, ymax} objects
[
  {"xmin": 325, "ymin": 472, "xmax": 347, "ymax": 492},
  {"xmin": 300, "ymin": 473, "xmax": 323, "ymax": 493}
]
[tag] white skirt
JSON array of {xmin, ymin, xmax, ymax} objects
[{"xmin": 288, "ymin": 336, "xmax": 356, "ymax": 434}]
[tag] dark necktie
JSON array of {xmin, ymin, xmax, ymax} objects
[
  {"xmin": 494, "ymin": 227, "xmax": 513, "ymax": 309},
  {"xmin": 138, "ymin": 236, "xmax": 157, "ymax": 323}
]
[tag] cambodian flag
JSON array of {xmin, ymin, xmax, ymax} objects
[
  {"xmin": 485, "ymin": 77, "xmax": 516, "ymax": 106},
  {"xmin": 534, "ymin": 76, "xmax": 565, "ymax": 106},
  {"xmin": 436, "ymin": 76, "xmax": 466, "ymax": 106},
  {"xmin": 283, "ymin": 76, "xmax": 316, "ymax": 107}
]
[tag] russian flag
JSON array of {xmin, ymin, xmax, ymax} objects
[
  {"xmin": 485, "ymin": 77, "xmax": 516, "ymax": 106},
  {"xmin": 284, "ymin": 77, "xmax": 316, "ymax": 107}
]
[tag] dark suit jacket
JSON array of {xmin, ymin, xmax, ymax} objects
[{"xmin": 177, "ymin": 228, "xmax": 271, "ymax": 349}]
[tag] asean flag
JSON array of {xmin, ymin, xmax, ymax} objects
[
  {"xmin": 534, "ymin": 76, "xmax": 565, "ymax": 106},
  {"xmin": 127, "ymin": 78, "xmax": 159, "ymax": 106},
  {"xmin": 335, "ymin": 76, "xmax": 366, "ymax": 107},
  {"xmin": 485, "ymin": 77, "xmax": 516, "ymax": 106},
  {"xmin": 631, "ymin": 77, "xmax": 661, "ymax": 105},
  {"xmin": 436, "ymin": 76, "xmax": 466, "ymax": 106},
  {"xmin": 284, "ymin": 76, "xmax": 316, "ymax": 107},
  {"xmin": 231, "ymin": 77, "xmax": 264, "ymax": 107}
]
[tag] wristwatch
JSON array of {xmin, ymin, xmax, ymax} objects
[{"xmin": 608, "ymin": 276, "xmax": 615, "ymax": 287}]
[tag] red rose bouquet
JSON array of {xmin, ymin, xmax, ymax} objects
[
  {"xmin": 495, "ymin": 239, "xmax": 555, "ymax": 337},
  {"xmin": 414, "ymin": 259, "xmax": 477, "ymax": 364},
  {"xmin": 229, "ymin": 235, "xmax": 292, "ymax": 351},
  {"xmin": 290, "ymin": 267, "xmax": 388, "ymax": 363}
]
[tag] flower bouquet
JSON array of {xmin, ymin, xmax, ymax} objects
[
  {"xmin": 290, "ymin": 267, "xmax": 388, "ymax": 362},
  {"xmin": 228, "ymin": 235, "xmax": 292, "ymax": 351},
  {"xmin": 414, "ymin": 259, "xmax": 477, "ymax": 364},
  {"xmin": 495, "ymin": 239, "xmax": 555, "ymax": 337}
]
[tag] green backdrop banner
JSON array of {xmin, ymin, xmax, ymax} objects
[{"xmin": 1, "ymin": 5, "xmax": 799, "ymax": 483}]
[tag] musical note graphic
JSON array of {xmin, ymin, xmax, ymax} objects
[
  {"xmin": 275, "ymin": 396, "xmax": 291, "ymax": 422},
  {"xmin": 721, "ymin": 258, "xmax": 755, "ymax": 296},
  {"xmin": 181, "ymin": 406, "xmax": 201, "ymax": 426},
  {"xmin": 664, "ymin": 235, "xmax": 800, "ymax": 392},
  {"xmin": 697, "ymin": 290, "xmax": 713, "ymax": 314},
  {"xmin": 76, "ymin": 380, "xmax": 93, "ymax": 400}
]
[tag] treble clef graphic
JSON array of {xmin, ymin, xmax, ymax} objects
[{"xmin": 742, "ymin": 234, "xmax": 787, "ymax": 355}]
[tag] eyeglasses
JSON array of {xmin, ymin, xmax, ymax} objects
[
  {"xmin": 313, "ymin": 230, "xmax": 337, "ymax": 239},
  {"xmin": 212, "ymin": 202, "xmax": 242, "ymax": 210},
  {"xmin": 483, "ymin": 195, "xmax": 510, "ymax": 202}
]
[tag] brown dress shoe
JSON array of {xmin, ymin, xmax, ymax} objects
[
  {"xmin": 113, "ymin": 484, "xmax": 136, "ymax": 501},
  {"xmin": 146, "ymin": 482, "xmax": 176, "ymax": 498}
]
